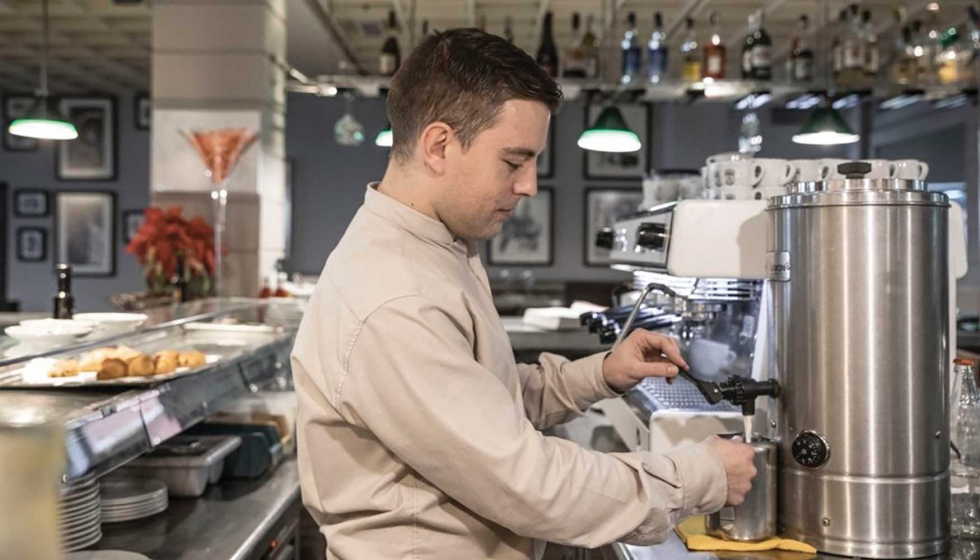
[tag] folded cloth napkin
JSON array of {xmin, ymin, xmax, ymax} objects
[{"xmin": 675, "ymin": 516, "xmax": 818, "ymax": 554}]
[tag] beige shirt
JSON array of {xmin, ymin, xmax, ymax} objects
[{"xmin": 291, "ymin": 185, "xmax": 728, "ymax": 560}]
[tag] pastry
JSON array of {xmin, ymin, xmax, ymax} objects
[
  {"xmin": 113, "ymin": 345, "xmax": 141, "ymax": 361},
  {"xmin": 153, "ymin": 351, "xmax": 179, "ymax": 375},
  {"xmin": 80, "ymin": 347, "xmax": 116, "ymax": 372},
  {"xmin": 127, "ymin": 354, "xmax": 156, "ymax": 377},
  {"xmin": 97, "ymin": 358, "xmax": 128, "ymax": 380},
  {"xmin": 48, "ymin": 359, "xmax": 80, "ymax": 378},
  {"xmin": 178, "ymin": 350, "xmax": 206, "ymax": 368}
]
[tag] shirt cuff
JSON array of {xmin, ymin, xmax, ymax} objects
[
  {"xmin": 568, "ymin": 351, "xmax": 621, "ymax": 407},
  {"xmin": 665, "ymin": 438, "xmax": 728, "ymax": 516}
]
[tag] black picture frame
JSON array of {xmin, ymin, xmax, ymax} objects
[
  {"xmin": 122, "ymin": 209, "xmax": 145, "ymax": 243},
  {"xmin": 56, "ymin": 97, "xmax": 118, "ymax": 181},
  {"xmin": 582, "ymin": 103, "xmax": 652, "ymax": 181},
  {"xmin": 537, "ymin": 117, "xmax": 555, "ymax": 179},
  {"xmin": 487, "ymin": 187, "xmax": 554, "ymax": 267},
  {"xmin": 13, "ymin": 189, "xmax": 50, "ymax": 217},
  {"xmin": 2, "ymin": 94, "xmax": 40, "ymax": 152},
  {"xmin": 55, "ymin": 191, "xmax": 116, "ymax": 276},
  {"xmin": 134, "ymin": 93, "xmax": 151, "ymax": 130},
  {"xmin": 16, "ymin": 227, "xmax": 47, "ymax": 262},
  {"xmin": 583, "ymin": 187, "xmax": 644, "ymax": 267}
]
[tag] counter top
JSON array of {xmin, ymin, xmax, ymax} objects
[
  {"xmin": 96, "ymin": 458, "xmax": 301, "ymax": 560},
  {"xmin": 501, "ymin": 317, "xmax": 609, "ymax": 354}
]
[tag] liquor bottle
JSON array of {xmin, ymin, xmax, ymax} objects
[
  {"xmin": 274, "ymin": 272, "xmax": 291, "ymax": 298},
  {"xmin": 259, "ymin": 277, "xmax": 272, "ymax": 299},
  {"xmin": 832, "ymin": 9, "xmax": 847, "ymax": 80},
  {"xmin": 563, "ymin": 12, "xmax": 587, "ymax": 78},
  {"xmin": 421, "ymin": 19, "xmax": 430, "ymax": 40},
  {"xmin": 893, "ymin": 23, "xmax": 916, "ymax": 85},
  {"xmin": 703, "ymin": 12, "xmax": 725, "ymax": 80},
  {"xmin": 536, "ymin": 10, "xmax": 559, "ymax": 77},
  {"xmin": 380, "ymin": 10, "xmax": 401, "ymax": 75},
  {"xmin": 863, "ymin": 10, "xmax": 879, "ymax": 77},
  {"xmin": 620, "ymin": 12, "xmax": 642, "ymax": 85},
  {"xmin": 582, "ymin": 14, "xmax": 600, "ymax": 79},
  {"xmin": 478, "ymin": 14, "xmax": 487, "ymax": 32},
  {"xmin": 504, "ymin": 16, "xmax": 514, "ymax": 43},
  {"xmin": 648, "ymin": 12, "xmax": 669, "ymax": 83},
  {"xmin": 938, "ymin": 26, "xmax": 964, "ymax": 85},
  {"xmin": 842, "ymin": 4, "xmax": 864, "ymax": 78},
  {"xmin": 742, "ymin": 13, "xmax": 756, "ymax": 79},
  {"xmin": 751, "ymin": 11, "xmax": 772, "ymax": 80},
  {"xmin": 969, "ymin": 7, "xmax": 980, "ymax": 67},
  {"xmin": 950, "ymin": 359, "xmax": 980, "ymax": 538},
  {"xmin": 790, "ymin": 15, "xmax": 814, "ymax": 82},
  {"xmin": 53, "ymin": 264, "xmax": 74, "ymax": 319},
  {"xmin": 681, "ymin": 17, "xmax": 702, "ymax": 83}
]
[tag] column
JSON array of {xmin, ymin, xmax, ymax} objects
[{"xmin": 150, "ymin": 0, "xmax": 287, "ymax": 297}]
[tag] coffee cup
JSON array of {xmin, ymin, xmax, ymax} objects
[
  {"xmin": 755, "ymin": 159, "xmax": 797, "ymax": 188},
  {"xmin": 791, "ymin": 159, "xmax": 832, "ymax": 182},
  {"xmin": 757, "ymin": 186, "xmax": 788, "ymax": 200},
  {"xmin": 861, "ymin": 159, "xmax": 894, "ymax": 179},
  {"xmin": 820, "ymin": 159, "xmax": 850, "ymax": 180},
  {"xmin": 891, "ymin": 159, "xmax": 929, "ymax": 180},
  {"xmin": 710, "ymin": 159, "xmax": 764, "ymax": 190},
  {"xmin": 690, "ymin": 338, "xmax": 737, "ymax": 377}
]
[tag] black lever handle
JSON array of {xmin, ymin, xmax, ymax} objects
[{"xmin": 669, "ymin": 370, "xmax": 780, "ymax": 415}]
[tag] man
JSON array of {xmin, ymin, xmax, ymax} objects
[{"xmin": 292, "ymin": 28, "xmax": 756, "ymax": 560}]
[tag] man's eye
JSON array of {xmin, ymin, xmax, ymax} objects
[{"xmin": 505, "ymin": 161, "xmax": 521, "ymax": 171}]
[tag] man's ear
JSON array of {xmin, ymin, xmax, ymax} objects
[{"xmin": 418, "ymin": 121, "xmax": 454, "ymax": 175}]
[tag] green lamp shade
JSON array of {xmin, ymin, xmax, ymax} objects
[
  {"xmin": 9, "ymin": 118, "xmax": 77, "ymax": 140},
  {"xmin": 577, "ymin": 106, "xmax": 642, "ymax": 153},
  {"xmin": 8, "ymin": 97, "xmax": 77, "ymax": 140},
  {"xmin": 792, "ymin": 107, "xmax": 859, "ymax": 146},
  {"xmin": 375, "ymin": 127, "xmax": 393, "ymax": 147}
]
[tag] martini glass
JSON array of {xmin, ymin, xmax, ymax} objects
[{"xmin": 181, "ymin": 128, "xmax": 258, "ymax": 297}]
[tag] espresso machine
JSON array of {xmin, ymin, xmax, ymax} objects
[{"xmin": 594, "ymin": 161, "xmax": 968, "ymax": 557}]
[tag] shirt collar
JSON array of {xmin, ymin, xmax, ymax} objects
[{"xmin": 364, "ymin": 183, "xmax": 457, "ymax": 246}]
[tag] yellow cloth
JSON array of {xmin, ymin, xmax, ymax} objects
[{"xmin": 676, "ymin": 516, "xmax": 818, "ymax": 554}]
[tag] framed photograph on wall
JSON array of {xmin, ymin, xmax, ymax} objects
[
  {"xmin": 14, "ymin": 189, "xmax": 49, "ymax": 217},
  {"xmin": 2, "ymin": 95, "xmax": 39, "ymax": 152},
  {"xmin": 537, "ymin": 118, "xmax": 555, "ymax": 179},
  {"xmin": 584, "ymin": 187, "xmax": 643, "ymax": 267},
  {"xmin": 122, "ymin": 210, "xmax": 145, "ymax": 243},
  {"xmin": 17, "ymin": 227, "xmax": 47, "ymax": 262},
  {"xmin": 56, "ymin": 191, "xmax": 116, "ymax": 276},
  {"xmin": 488, "ymin": 187, "xmax": 553, "ymax": 266},
  {"xmin": 583, "ymin": 104, "xmax": 650, "ymax": 180},
  {"xmin": 57, "ymin": 97, "xmax": 116, "ymax": 181},
  {"xmin": 134, "ymin": 93, "xmax": 151, "ymax": 130}
]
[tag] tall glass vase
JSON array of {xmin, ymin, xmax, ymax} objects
[{"xmin": 182, "ymin": 128, "xmax": 258, "ymax": 298}]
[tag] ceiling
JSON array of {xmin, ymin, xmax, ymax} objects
[{"xmin": 0, "ymin": 0, "xmax": 978, "ymax": 95}]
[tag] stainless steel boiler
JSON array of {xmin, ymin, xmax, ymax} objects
[{"xmin": 767, "ymin": 161, "xmax": 951, "ymax": 558}]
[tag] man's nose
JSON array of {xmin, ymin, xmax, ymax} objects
[{"xmin": 514, "ymin": 171, "xmax": 537, "ymax": 197}]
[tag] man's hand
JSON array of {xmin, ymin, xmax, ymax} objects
[
  {"xmin": 601, "ymin": 330, "xmax": 689, "ymax": 393},
  {"xmin": 710, "ymin": 437, "xmax": 757, "ymax": 506}
]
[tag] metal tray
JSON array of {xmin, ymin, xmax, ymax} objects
[
  {"xmin": 0, "ymin": 324, "xmax": 280, "ymax": 389},
  {"xmin": 120, "ymin": 435, "xmax": 242, "ymax": 497}
]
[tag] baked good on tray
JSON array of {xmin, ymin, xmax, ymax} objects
[
  {"xmin": 97, "ymin": 358, "xmax": 129, "ymax": 380},
  {"xmin": 48, "ymin": 359, "xmax": 80, "ymax": 378},
  {"xmin": 178, "ymin": 350, "xmax": 206, "ymax": 368}
]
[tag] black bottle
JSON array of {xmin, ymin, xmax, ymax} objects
[
  {"xmin": 536, "ymin": 10, "xmax": 559, "ymax": 77},
  {"xmin": 54, "ymin": 264, "xmax": 74, "ymax": 319},
  {"xmin": 380, "ymin": 10, "xmax": 401, "ymax": 75}
]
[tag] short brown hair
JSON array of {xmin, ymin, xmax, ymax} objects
[{"xmin": 386, "ymin": 28, "xmax": 562, "ymax": 161}]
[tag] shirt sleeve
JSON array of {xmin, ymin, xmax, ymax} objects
[
  {"xmin": 517, "ymin": 352, "xmax": 621, "ymax": 430},
  {"xmin": 338, "ymin": 296, "xmax": 728, "ymax": 548}
]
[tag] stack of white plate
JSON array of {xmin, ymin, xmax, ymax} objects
[
  {"xmin": 59, "ymin": 479, "xmax": 102, "ymax": 552},
  {"xmin": 100, "ymin": 478, "xmax": 168, "ymax": 523}
]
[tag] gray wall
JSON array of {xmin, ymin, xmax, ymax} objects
[
  {"xmin": 286, "ymin": 92, "xmax": 862, "ymax": 282},
  {"xmin": 2, "ymin": 92, "xmax": 149, "ymax": 312}
]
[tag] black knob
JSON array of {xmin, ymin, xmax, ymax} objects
[
  {"xmin": 792, "ymin": 430, "xmax": 831, "ymax": 469},
  {"xmin": 636, "ymin": 223, "xmax": 668, "ymax": 251},
  {"xmin": 595, "ymin": 228, "xmax": 615, "ymax": 250},
  {"xmin": 838, "ymin": 161, "xmax": 872, "ymax": 179}
]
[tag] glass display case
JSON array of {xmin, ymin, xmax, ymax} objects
[{"xmin": 0, "ymin": 298, "xmax": 306, "ymax": 484}]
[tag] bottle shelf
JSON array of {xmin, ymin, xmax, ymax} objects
[{"xmin": 287, "ymin": 74, "xmax": 978, "ymax": 108}]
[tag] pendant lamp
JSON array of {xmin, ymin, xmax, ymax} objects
[
  {"xmin": 375, "ymin": 124, "xmax": 393, "ymax": 147},
  {"xmin": 577, "ymin": 105, "xmax": 641, "ymax": 153},
  {"xmin": 8, "ymin": 0, "xmax": 77, "ymax": 141},
  {"xmin": 792, "ymin": 106, "xmax": 859, "ymax": 146}
]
